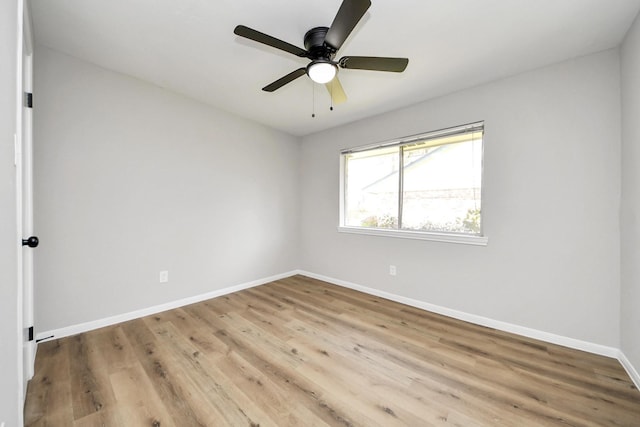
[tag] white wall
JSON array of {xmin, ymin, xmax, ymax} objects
[
  {"xmin": 0, "ymin": 0, "xmax": 20, "ymax": 425},
  {"xmin": 621, "ymin": 13, "xmax": 640, "ymax": 375},
  {"xmin": 34, "ymin": 47, "xmax": 300, "ymax": 332},
  {"xmin": 300, "ymin": 50, "xmax": 622, "ymax": 347}
]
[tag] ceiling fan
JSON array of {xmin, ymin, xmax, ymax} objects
[{"xmin": 233, "ymin": 0, "xmax": 409, "ymax": 105}]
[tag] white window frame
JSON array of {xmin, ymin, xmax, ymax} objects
[{"xmin": 338, "ymin": 122, "xmax": 488, "ymax": 246}]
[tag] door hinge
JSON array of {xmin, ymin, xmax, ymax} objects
[
  {"xmin": 28, "ymin": 326, "xmax": 34, "ymax": 342},
  {"xmin": 24, "ymin": 92, "xmax": 33, "ymax": 109}
]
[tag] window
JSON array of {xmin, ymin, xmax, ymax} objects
[{"xmin": 339, "ymin": 122, "xmax": 486, "ymax": 245}]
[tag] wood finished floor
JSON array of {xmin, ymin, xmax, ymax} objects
[{"xmin": 25, "ymin": 275, "xmax": 640, "ymax": 426}]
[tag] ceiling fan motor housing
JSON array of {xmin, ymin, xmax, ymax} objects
[{"xmin": 304, "ymin": 27, "xmax": 336, "ymax": 60}]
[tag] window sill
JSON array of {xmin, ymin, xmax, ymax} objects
[{"xmin": 337, "ymin": 226, "xmax": 488, "ymax": 246}]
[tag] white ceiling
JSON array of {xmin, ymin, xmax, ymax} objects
[{"xmin": 30, "ymin": 0, "xmax": 640, "ymax": 137}]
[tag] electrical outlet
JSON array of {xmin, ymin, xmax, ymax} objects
[
  {"xmin": 389, "ymin": 265, "xmax": 397, "ymax": 276},
  {"xmin": 159, "ymin": 270, "xmax": 169, "ymax": 283}
]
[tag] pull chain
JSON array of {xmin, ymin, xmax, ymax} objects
[
  {"xmin": 311, "ymin": 83, "xmax": 316, "ymax": 118},
  {"xmin": 330, "ymin": 80, "xmax": 334, "ymax": 111}
]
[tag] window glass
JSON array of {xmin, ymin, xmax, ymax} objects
[
  {"xmin": 344, "ymin": 147, "xmax": 399, "ymax": 228},
  {"xmin": 401, "ymin": 138, "xmax": 482, "ymax": 233}
]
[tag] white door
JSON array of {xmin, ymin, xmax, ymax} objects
[{"xmin": 17, "ymin": 0, "xmax": 36, "ymax": 403}]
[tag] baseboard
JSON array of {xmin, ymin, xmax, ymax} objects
[
  {"xmin": 618, "ymin": 350, "xmax": 640, "ymax": 390},
  {"xmin": 298, "ymin": 270, "xmax": 621, "ymax": 359},
  {"xmin": 35, "ymin": 270, "xmax": 299, "ymax": 343}
]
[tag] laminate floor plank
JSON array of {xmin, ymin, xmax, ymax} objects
[
  {"xmin": 24, "ymin": 339, "xmax": 74, "ymax": 426},
  {"xmin": 286, "ymin": 327, "xmax": 447, "ymax": 426},
  {"xmin": 68, "ymin": 334, "xmax": 117, "ymax": 421},
  {"xmin": 149, "ymin": 318, "xmax": 280, "ymax": 426},
  {"xmin": 85, "ymin": 326, "xmax": 139, "ymax": 375},
  {"xmin": 25, "ymin": 275, "xmax": 640, "ymax": 426},
  {"xmin": 214, "ymin": 350, "xmax": 332, "ymax": 427},
  {"xmin": 109, "ymin": 364, "xmax": 177, "ymax": 427},
  {"xmin": 121, "ymin": 318, "xmax": 214, "ymax": 426},
  {"xmin": 208, "ymin": 317, "xmax": 360, "ymax": 426},
  {"xmin": 148, "ymin": 307, "xmax": 228, "ymax": 356}
]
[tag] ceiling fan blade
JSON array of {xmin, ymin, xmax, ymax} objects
[
  {"xmin": 339, "ymin": 56, "xmax": 408, "ymax": 72},
  {"xmin": 262, "ymin": 68, "xmax": 307, "ymax": 92},
  {"xmin": 325, "ymin": 76, "xmax": 347, "ymax": 105},
  {"xmin": 234, "ymin": 25, "xmax": 308, "ymax": 58},
  {"xmin": 324, "ymin": 0, "xmax": 371, "ymax": 51}
]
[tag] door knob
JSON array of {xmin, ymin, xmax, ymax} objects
[{"xmin": 22, "ymin": 236, "xmax": 39, "ymax": 248}]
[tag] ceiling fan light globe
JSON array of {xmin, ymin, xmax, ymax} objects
[{"xmin": 307, "ymin": 61, "xmax": 337, "ymax": 84}]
